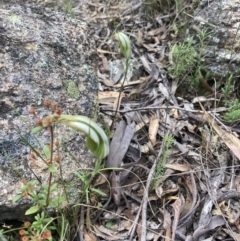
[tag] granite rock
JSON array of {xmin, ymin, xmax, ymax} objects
[
  {"xmin": 0, "ymin": 1, "xmax": 98, "ymax": 221},
  {"xmin": 190, "ymin": 0, "xmax": 240, "ymax": 78}
]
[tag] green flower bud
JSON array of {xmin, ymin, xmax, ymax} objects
[{"xmin": 115, "ymin": 32, "xmax": 132, "ymax": 60}]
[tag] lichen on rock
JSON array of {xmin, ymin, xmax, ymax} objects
[{"xmin": 63, "ymin": 80, "xmax": 80, "ymax": 99}]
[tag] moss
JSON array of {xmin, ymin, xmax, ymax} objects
[{"xmin": 63, "ymin": 80, "xmax": 80, "ymax": 99}]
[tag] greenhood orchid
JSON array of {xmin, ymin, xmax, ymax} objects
[{"xmin": 31, "ymin": 114, "xmax": 109, "ymax": 159}]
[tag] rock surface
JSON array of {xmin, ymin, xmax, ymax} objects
[
  {"xmin": 190, "ymin": 0, "xmax": 240, "ymax": 78},
  {"xmin": 0, "ymin": 1, "xmax": 98, "ymax": 221}
]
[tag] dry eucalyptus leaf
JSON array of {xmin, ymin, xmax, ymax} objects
[
  {"xmin": 149, "ymin": 114, "xmax": 159, "ymax": 146},
  {"xmin": 200, "ymin": 102, "xmax": 240, "ymax": 160},
  {"xmin": 171, "ymin": 196, "xmax": 184, "ymax": 241},
  {"xmin": 136, "ymin": 29, "xmax": 143, "ymax": 46},
  {"xmin": 107, "ymin": 120, "xmax": 135, "ymax": 168},
  {"xmin": 165, "ymin": 163, "xmax": 191, "ymax": 172},
  {"xmin": 97, "ymin": 48, "xmax": 117, "ymax": 54},
  {"xmin": 83, "ymin": 228, "xmax": 98, "ymax": 241},
  {"xmin": 93, "ymin": 224, "xmax": 129, "ymax": 240},
  {"xmin": 99, "ymin": 91, "xmax": 126, "ymax": 103},
  {"xmin": 163, "ymin": 208, "xmax": 172, "ymax": 241},
  {"xmin": 223, "ymin": 229, "xmax": 240, "ymax": 241}
]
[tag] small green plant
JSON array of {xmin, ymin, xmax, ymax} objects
[
  {"xmin": 63, "ymin": 0, "xmax": 74, "ymax": 17},
  {"xmin": 221, "ymin": 75, "xmax": 240, "ymax": 122},
  {"xmin": 169, "ymin": 29, "xmax": 212, "ymax": 89},
  {"xmin": 225, "ymin": 108, "xmax": 240, "ymax": 122},
  {"xmin": 17, "ymin": 214, "xmax": 55, "ymax": 241},
  {"xmin": 13, "ymin": 180, "xmax": 65, "ymax": 214},
  {"xmin": 151, "ymin": 133, "xmax": 174, "ymax": 189},
  {"xmin": 3, "ymin": 100, "xmax": 109, "ymax": 240},
  {"xmin": 169, "ymin": 37, "xmax": 199, "ymax": 86},
  {"xmin": 222, "ymin": 74, "xmax": 234, "ymax": 100}
]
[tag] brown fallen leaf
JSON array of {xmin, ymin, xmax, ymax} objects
[
  {"xmin": 180, "ymin": 172, "xmax": 197, "ymax": 219},
  {"xmin": 171, "ymin": 108, "xmax": 179, "ymax": 119},
  {"xmin": 142, "ymin": 42, "xmax": 158, "ymax": 50},
  {"xmin": 99, "ymin": 78, "xmax": 114, "ymax": 87},
  {"xmin": 101, "ymin": 55, "xmax": 109, "ymax": 72},
  {"xmin": 97, "ymin": 48, "xmax": 117, "ymax": 54},
  {"xmin": 136, "ymin": 220, "xmax": 142, "ymax": 241},
  {"xmin": 113, "ymin": 79, "xmax": 145, "ymax": 88},
  {"xmin": 111, "ymin": 171, "xmax": 121, "ymax": 206},
  {"xmin": 171, "ymin": 195, "xmax": 184, "ymax": 241},
  {"xmin": 136, "ymin": 29, "xmax": 143, "ymax": 46},
  {"xmin": 93, "ymin": 171, "xmax": 109, "ymax": 186},
  {"xmin": 99, "ymin": 91, "xmax": 126, "ymax": 103},
  {"xmin": 93, "ymin": 224, "xmax": 129, "ymax": 240},
  {"xmin": 165, "ymin": 163, "xmax": 192, "ymax": 172},
  {"xmin": 140, "ymin": 55, "xmax": 151, "ymax": 73},
  {"xmin": 155, "ymin": 181, "xmax": 179, "ymax": 199},
  {"xmin": 149, "ymin": 114, "xmax": 159, "ymax": 146},
  {"xmin": 147, "ymin": 24, "xmax": 166, "ymax": 36},
  {"xmin": 163, "ymin": 209, "xmax": 172, "ymax": 241},
  {"xmin": 135, "ymin": 116, "xmax": 150, "ymax": 132},
  {"xmin": 190, "ymin": 216, "xmax": 225, "ymax": 240},
  {"xmin": 223, "ymin": 229, "xmax": 240, "ymax": 241},
  {"xmin": 83, "ymin": 228, "xmax": 98, "ymax": 241},
  {"xmin": 199, "ymin": 102, "xmax": 240, "ymax": 160}
]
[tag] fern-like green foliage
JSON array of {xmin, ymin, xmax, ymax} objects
[
  {"xmin": 225, "ymin": 109, "xmax": 240, "ymax": 122},
  {"xmin": 221, "ymin": 75, "xmax": 240, "ymax": 123},
  {"xmin": 151, "ymin": 134, "xmax": 174, "ymax": 190},
  {"xmin": 221, "ymin": 75, "xmax": 233, "ymax": 100},
  {"xmin": 168, "ymin": 37, "xmax": 199, "ymax": 86}
]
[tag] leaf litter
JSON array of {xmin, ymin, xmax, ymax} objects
[{"xmin": 67, "ymin": 0, "xmax": 240, "ymax": 240}]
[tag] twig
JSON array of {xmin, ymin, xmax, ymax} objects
[
  {"xmin": 101, "ymin": 105, "xmax": 232, "ymax": 116},
  {"xmin": 121, "ymin": 1, "xmax": 142, "ymax": 16},
  {"xmin": 128, "ymin": 199, "xmax": 143, "ymax": 241},
  {"xmin": 175, "ymin": 230, "xmax": 186, "ymax": 241},
  {"xmin": 101, "ymin": 106, "xmax": 205, "ymax": 114},
  {"xmin": 124, "ymin": 190, "xmax": 142, "ymax": 203},
  {"xmin": 141, "ymin": 141, "xmax": 164, "ymax": 241},
  {"xmin": 46, "ymin": 125, "xmax": 54, "ymax": 208},
  {"xmin": 110, "ymin": 59, "xmax": 130, "ymax": 131},
  {"xmin": 92, "ymin": 185, "xmax": 112, "ymax": 223},
  {"xmin": 160, "ymin": 72, "xmax": 184, "ymax": 118},
  {"xmin": 78, "ymin": 205, "xmax": 84, "ymax": 241}
]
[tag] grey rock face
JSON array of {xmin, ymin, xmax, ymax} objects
[
  {"xmin": 0, "ymin": 2, "xmax": 98, "ymax": 221},
  {"xmin": 190, "ymin": 0, "xmax": 240, "ymax": 78}
]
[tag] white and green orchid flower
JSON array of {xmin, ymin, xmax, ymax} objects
[
  {"xmin": 31, "ymin": 114, "xmax": 109, "ymax": 159},
  {"xmin": 114, "ymin": 32, "xmax": 132, "ymax": 60},
  {"xmin": 58, "ymin": 115, "xmax": 109, "ymax": 159}
]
